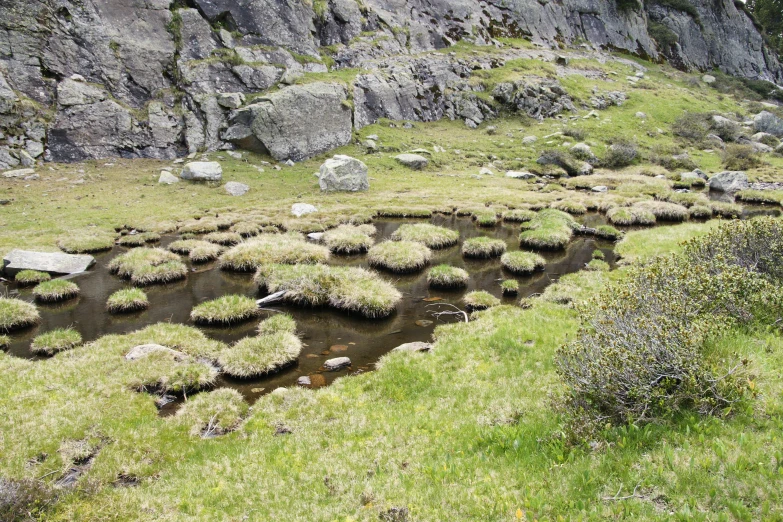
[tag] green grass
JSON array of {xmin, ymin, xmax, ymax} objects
[
  {"xmin": 106, "ymin": 288, "xmax": 149, "ymax": 314},
  {"xmin": 461, "ymin": 236, "xmax": 507, "ymax": 258},
  {"xmin": 257, "ymin": 314, "xmax": 297, "ymax": 336},
  {"xmin": 108, "ymin": 248, "xmax": 188, "ymax": 286},
  {"xmin": 169, "ymin": 238, "xmax": 224, "ymax": 262},
  {"xmin": 500, "ymin": 279, "xmax": 519, "ymax": 295},
  {"xmin": 219, "ymin": 234, "xmax": 330, "ymax": 272},
  {"xmin": 736, "ymin": 189, "xmax": 783, "ymax": 205},
  {"xmin": 203, "ymin": 232, "xmax": 243, "ymax": 246},
  {"xmin": 367, "ymin": 241, "xmax": 432, "ymax": 273},
  {"xmin": 117, "ymin": 232, "xmax": 160, "ymax": 247},
  {"xmin": 218, "ymin": 331, "xmax": 303, "ymax": 379},
  {"xmin": 0, "ymin": 297, "xmax": 39, "ymax": 332},
  {"xmin": 57, "ymin": 231, "xmax": 115, "ymax": 254},
  {"xmin": 175, "ymin": 388, "xmax": 249, "ymax": 437},
  {"xmin": 32, "ymin": 279, "xmax": 80, "ymax": 303},
  {"xmin": 427, "ymin": 264, "xmax": 470, "ymax": 289},
  {"xmin": 633, "ymin": 200, "xmax": 690, "ymax": 222},
  {"xmin": 502, "ymin": 209, "xmax": 536, "ymax": 223},
  {"xmin": 607, "ymin": 206, "xmax": 657, "ymax": 226},
  {"xmin": 463, "ymin": 290, "xmax": 501, "ymax": 311},
  {"xmin": 0, "ymin": 334, "xmax": 9, "ymax": 349},
  {"xmin": 190, "ymin": 295, "xmax": 259, "ymax": 326},
  {"xmin": 390, "ymin": 224, "xmax": 459, "ymax": 249},
  {"xmin": 322, "ymin": 224, "xmax": 375, "ymax": 254},
  {"xmin": 595, "ymin": 225, "xmax": 623, "ymax": 240},
  {"xmin": 30, "ymin": 328, "xmax": 83, "ymax": 356},
  {"xmin": 14, "ymin": 270, "xmax": 51, "ymax": 286},
  {"xmin": 501, "ymin": 251, "xmax": 546, "ymax": 275},
  {"xmin": 519, "ymin": 209, "xmax": 576, "ymax": 250}
]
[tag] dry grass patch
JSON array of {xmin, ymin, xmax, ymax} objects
[
  {"xmin": 375, "ymin": 207, "xmax": 433, "ymax": 218},
  {"xmin": 322, "ymin": 225, "xmax": 375, "ymax": 254},
  {"xmin": 501, "ymin": 251, "xmax": 546, "ymax": 274},
  {"xmin": 168, "ymin": 239, "xmax": 223, "ymax": 263},
  {"xmin": 391, "ymin": 224, "xmax": 459, "ymax": 249},
  {"xmin": 690, "ymin": 205, "xmax": 713, "ymax": 219},
  {"xmin": 107, "ymin": 288, "xmax": 149, "ymax": 314},
  {"xmin": 427, "ymin": 265, "xmax": 469, "ymax": 289},
  {"xmin": 462, "ymin": 236, "xmax": 507, "ymax": 258},
  {"xmin": 0, "ymin": 297, "xmax": 39, "ymax": 332},
  {"xmin": 219, "ymin": 234, "xmax": 330, "ymax": 272},
  {"xmin": 368, "ymin": 241, "xmax": 432, "ymax": 273},
  {"xmin": 32, "ymin": 279, "xmax": 80, "ymax": 303},
  {"xmin": 30, "ymin": 328, "xmax": 82, "ymax": 356},
  {"xmin": 736, "ymin": 189, "xmax": 783, "ymax": 205},
  {"xmin": 109, "ymin": 248, "xmax": 188, "ymax": 286},
  {"xmin": 178, "ymin": 220, "xmax": 220, "ymax": 235},
  {"xmin": 218, "ymin": 331, "xmax": 302, "ymax": 379},
  {"xmin": 176, "ymin": 388, "xmax": 250, "ymax": 437},
  {"xmin": 14, "ymin": 270, "xmax": 51, "ymax": 287},
  {"xmin": 551, "ymin": 199, "xmax": 587, "ymax": 215},
  {"xmin": 191, "ymin": 295, "xmax": 259, "ymax": 326}
]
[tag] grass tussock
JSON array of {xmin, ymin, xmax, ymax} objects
[
  {"xmin": 219, "ymin": 234, "xmax": 330, "ymax": 272},
  {"xmin": 176, "ymin": 388, "xmax": 249, "ymax": 437},
  {"xmin": 129, "ymin": 323, "xmax": 226, "ymax": 361},
  {"xmin": 633, "ymin": 200, "xmax": 690, "ymax": 222},
  {"xmin": 391, "ymin": 224, "xmax": 459, "ymax": 249},
  {"xmin": 231, "ymin": 222, "xmax": 262, "ymax": 238},
  {"xmin": 461, "ymin": 236, "xmax": 507, "ymax": 258},
  {"xmin": 30, "ymin": 328, "xmax": 82, "ymax": 356},
  {"xmin": 322, "ymin": 225, "xmax": 375, "ymax": 254},
  {"xmin": 367, "ymin": 241, "xmax": 432, "ymax": 273},
  {"xmin": 32, "ymin": 279, "xmax": 80, "ymax": 303},
  {"xmin": 117, "ymin": 232, "xmax": 160, "ymax": 247},
  {"xmin": 463, "ymin": 290, "xmax": 501, "ymax": 311},
  {"xmin": 0, "ymin": 298, "xmax": 39, "ymax": 332},
  {"xmin": 427, "ymin": 265, "xmax": 470, "ymax": 288},
  {"xmin": 595, "ymin": 225, "xmax": 623, "ymax": 240},
  {"xmin": 203, "ymin": 232, "xmax": 243, "ymax": 246},
  {"xmin": 500, "ymin": 279, "xmax": 519, "ymax": 295},
  {"xmin": 551, "ymin": 200, "xmax": 587, "ymax": 215},
  {"xmin": 191, "ymin": 295, "xmax": 259, "ymax": 326},
  {"xmin": 57, "ymin": 232, "xmax": 115, "ymax": 254},
  {"xmin": 0, "ymin": 335, "xmax": 9, "ymax": 349},
  {"xmin": 375, "ymin": 207, "xmax": 433, "ymax": 218},
  {"xmin": 108, "ymin": 248, "xmax": 188, "ymax": 286},
  {"xmin": 736, "ymin": 189, "xmax": 783, "ymax": 205},
  {"xmin": 689, "ymin": 205, "xmax": 713, "ymax": 219},
  {"xmin": 14, "ymin": 270, "xmax": 51, "ymax": 286},
  {"xmin": 178, "ymin": 220, "xmax": 220, "ymax": 235},
  {"xmin": 607, "ymin": 206, "xmax": 657, "ymax": 226},
  {"xmin": 257, "ymin": 314, "xmax": 297, "ymax": 336},
  {"xmin": 255, "ymin": 264, "xmax": 401, "ymax": 318},
  {"xmin": 218, "ymin": 331, "xmax": 302, "ymax": 379},
  {"xmin": 473, "ymin": 210, "xmax": 499, "ymax": 227},
  {"xmin": 502, "ymin": 209, "xmax": 537, "ymax": 223},
  {"xmin": 519, "ymin": 209, "xmax": 576, "ymax": 250},
  {"xmin": 710, "ymin": 201, "xmax": 743, "ymax": 219},
  {"xmin": 127, "ymin": 349, "xmax": 218, "ymax": 394},
  {"xmin": 501, "ymin": 251, "xmax": 546, "ymax": 274},
  {"xmin": 107, "ymin": 288, "xmax": 149, "ymax": 314}
]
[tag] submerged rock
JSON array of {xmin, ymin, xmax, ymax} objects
[
  {"xmin": 318, "ymin": 155, "xmax": 369, "ymax": 192},
  {"xmin": 2, "ymin": 250, "xmax": 95, "ymax": 277},
  {"xmin": 181, "ymin": 162, "xmax": 223, "ymax": 181},
  {"xmin": 708, "ymin": 171, "xmax": 749, "ymax": 192},
  {"xmin": 324, "ymin": 357, "xmax": 351, "ymax": 371}
]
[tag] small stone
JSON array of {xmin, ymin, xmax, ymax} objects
[
  {"xmin": 635, "ymin": 112, "xmax": 647, "ymax": 119},
  {"xmin": 224, "ymin": 181, "xmax": 249, "ymax": 196},
  {"xmin": 479, "ymin": 167, "xmax": 494, "ymax": 176},
  {"xmin": 367, "ymin": 134, "xmax": 379, "ymax": 141},
  {"xmin": 591, "ymin": 185, "xmax": 608, "ymax": 193},
  {"xmin": 217, "ymin": 92, "xmax": 245, "ymax": 109},
  {"xmin": 292, "ymin": 203, "xmax": 318, "ymax": 217},
  {"xmin": 226, "ymin": 151, "xmax": 243, "ymax": 160},
  {"xmin": 415, "ymin": 320, "xmax": 433, "ymax": 327},
  {"xmin": 486, "ymin": 125, "xmax": 497, "ymax": 135},
  {"xmin": 285, "ymin": 159, "xmax": 295, "ymax": 167},
  {"xmin": 395, "ymin": 154, "xmax": 429, "ymax": 170},
  {"xmin": 505, "ymin": 171, "xmax": 537, "ymax": 180},
  {"xmin": 702, "ymin": 74, "xmax": 716, "ymax": 84},
  {"xmin": 556, "ymin": 55, "xmax": 569, "ymax": 66},
  {"xmin": 584, "ymin": 110, "xmax": 599, "ymax": 119},
  {"xmin": 297, "ymin": 376, "xmax": 311, "ymax": 387},
  {"xmin": 3, "ymin": 168, "xmax": 35, "ymax": 179},
  {"xmin": 181, "ymin": 162, "xmax": 222, "ymax": 181},
  {"xmin": 307, "ymin": 232, "xmax": 324, "ymax": 241},
  {"xmin": 392, "ymin": 342, "xmax": 432, "ymax": 353},
  {"xmin": 158, "ymin": 171, "xmax": 179, "ymax": 184},
  {"xmin": 324, "ymin": 357, "xmax": 351, "ymax": 371},
  {"xmin": 521, "ymin": 136, "xmax": 538, "ymax": 145},
  {"xmin": 126, "ymin": 344, "xmax": 185, "ymax": 361}
]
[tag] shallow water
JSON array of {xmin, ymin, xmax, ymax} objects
[{"xmin": 2, "ymin": 215, "xmax": 616, "ymax": 409}]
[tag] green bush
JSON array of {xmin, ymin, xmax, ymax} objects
[
  {"xmin": 648, "ymin": 21, "xmax": 679, "ymax": 50},
  {"xmin": 601, "ymin": 140, "xmax": 638, "ymax": 169},
  {"xmin": 723, "ymin": 144, "xmax": 761, "ymax": 170},
  {"xmin": 556, "ymin": 218, "xmax": 783, "ymax": 432}
]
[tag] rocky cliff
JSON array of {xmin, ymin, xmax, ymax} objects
[{"xmin": 0, "ymin": 0, "xmax": 780, "ymax": 167}]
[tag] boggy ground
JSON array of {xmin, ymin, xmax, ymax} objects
[{"xmin": 2, "ymin": 45, "xmax": 783, "ymax": 520}]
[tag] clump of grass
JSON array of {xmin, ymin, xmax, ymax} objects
[
  {"xmin": 32, "ymin": 279, "xmax": 80, "ymax": 303},
  {"xmin": 367, "ymin": 241, "xmax": 432, "ymax": 273},
  {"xmin": 218, "ymin": 331, "xmax": 303, "ymax": 379},
  {"xmin": 255, "ymin": 264, "xmax": 401, "ymax": 318},
  {"xmin": 168, "ymin": 240, "xmax": 223, "ymax": 262},
  {"xmin": 391, "ymin": 224, "xmax": 459, "ymax": 249},
  {"xmin": 634, "ymin": 201, "xmax": 689, "ymax": 222},
  {"xmin": 427, "ymin": 265, "xmax": 469, "ymax": 289},
  {"xmin": 723, "ymin": 144, "xmax": 761, "ymax": 171},
  {"xmin": 30, "ymin": 328, "xmax": 82, "ymax": 356},
  {"xmin": 109, "ymin": 248, "xmax": 188, "ymax": 286},
  {"xmin": 0, "ymin": 297, "xmax": 39, "ymax": 332},
  {"xmin": 519, "ymin": 209, "xmax": 576, "ymax": 250},
  {"xmin": 323, "ymin": 225, "xmax": 375, "ymax": 254},
  {"xmin": 551, "ymin": 200, "xmax": 587, "ymax": 215},
  {"xmin": 689, "ymin": 205, "xmax": 713, "ymax": 219},
  {"xmin": 375, "ymin": 208, "xmax": 432, "ymax": 218},
  {"xmin": 736, "ymin": 189, "xmax": 783, "ymax": 205},
  {"xmin": 219, "ymin": 234, "xmax": 330, "ymax": 272},
  {"xmin": 474, "ymin": 210, "xmax": 499, "ymax": 227},
  {"xmin": 191, "ymin": 295, "xmax": 259, "ymax": 326},
  {"xmin": 57, "ymin": 232, "xmax": 115, "ymax": 254},
  {"xmin": 595, "ymin": 225, "xmax": 622, "ymax": 240},
  {"xmin": 710, "ymin": 201, "xmax": 743, "ymax": 219},
  {"xmin": 14, "ymin": 270, "xmax": 51, "ymax": 286},
  {"xmin": 501, "ymin": 251, "xmax": 546, "ymax": 274},
  {"xmin": 585, "ymin": 259, "xmax": 610, "ymax": 271},
  {"xmin": 0, "ymin": 334, "xmax": 9, "ymax": 349},
  {"xmin": 128, "ymin": 323, "xmax": 226, "ymax": 361},
  {"xmin": 231, "ymin": 222, "xmax": 262, "ymax": 237},
  {"xmin": 502, "ymin": 209, "xmax": 536, "ymax": 222},
  {"xmin": 607, "ymin": 207, "xmax": 657, "ymax": 226},
  {"xmin": 176, "ymin": 389, "xmax": 249, "ymax": 437},
  {"xmin": 667, "ymin": 192, "xmax": 710, "ymax": 208},
  {"xmin": 107, "ymin": 288, "xmax": 149, "ymax": 314},
  {"xmin": 117, "ymin": 232, "xmax": 160, "ymax": 247},
  {"xmin": 462, "ymin": 236, "xmax": 507, "ymax": 258},
  {"xmin": 257, "ymin": 314, "xmax": 297, "ymax": 336},
  {"xmin": 127, "ymin": 350, "xmax": 218, "ymax": 394},
  {"xmin": 592, "ymin": 250, "xmax": 606, "ymax": 260},
  {"xmin": 463, "ymin": 291, "xmax": 501, "ymax": 311},
  {"xmin": 178, "ymin": 220, "xmax": 219, "ymax": 235},
  {"xmin": 501, "ymin": 279, "xmax": 519, "ymax": 296},
  {"xmin": 204, "ymin": 232, "xmax": 243, "ymax": 246}
]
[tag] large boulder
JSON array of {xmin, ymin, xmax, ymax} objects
[
  {"xmin": 754, "ymin": 111, "xmax": 783, "ymax": 137},
  {"xmin": 2, "ymin": 250, "xmax": 95, "ymax": 277},
  {"xmin": 708, "ymin": 171, "xmax": 749, "ymax": 192},
  {"xmin": 181, "ymin": 162, "xmax": 223, "ymax": 181},
  {"xmin": 318, "ymin": 155, "xmax": 369, "ymax": 192},
  {"xmin": 233, "ymin": 82, "xmax": 352, "ymax": 162}
]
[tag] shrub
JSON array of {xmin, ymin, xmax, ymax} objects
[
  {"xmin": 0, "ymin": 477, "xmax": 56, "ymax": 522},
  {"xmin": 367, "ymin": 241, "xmax": 432, "ymax": 273},
  {"xmin": 519, "ymin": 209, "xmax": 577, "ymax": 250},
  {"xmin": 32, "ymin": 279, "xmax": 80, "ymax": 303},
  {"xmin": 602, "ymin": 141, "xmax": 638, "ymax": 169},
  {"xmin": 563, "ymin": 127, "xmax": 587, "ymax": 141},
  {"xmin": 391, "ymin": 224, "xmax": 458, "ymax": 249},
  {"xmin": 323, "ymin": 225, "xmax": 375, "ymax": 254},
  {"xmin": 218, "ymin": 331, "xmax": 303, "ymax": 378},
  {"xmin": 0, "ymin": 298, "xmax": 39, "ymax": 332},
  {"xmin": 219, "ymin": 234, "xmax": 330, "ymax": 272},
  {"xmin": 648, "ymin": 21, "xmax": 679, "ymax": 50},
  {"xmin": 723, "ymin": 144, "xmax": 761, "ymax": 170},
  {"xmin": 190, "ymin": 295, "xmax": 259, "ymax": 326},
  {"xmin": 463, "ymin": 291, "xmax": 501, "ymax": 311},
  {"xmin": 556, "ymin": 218, "xmax": 783, "ymax": 429},
  {"xmin": 427, "ymin": 265, "xmax": 469, "ymax": 289},
  {"xmin": 672, "ymin": 111, "xmax": 710, "ymax": 141},
  {"xmin": 30, "ymin": 328, "xmax": 82, "ymax": 356},
  {"xmin": 107, "ymin": 288, "xmax": 149, "ymax": 314},
  {"xmin": 14, "ymin": 270, "xmax": 51, "ymax": 286},
  {"xmin": 109, "ymin": 248, "xmax": 188, "ymax": 286},
  {"xmin": 176, "ymin": 388, "xmax": 249, "ymax": 437},
  {"xmin": 462, "ymin": 237, "xmax": 507, "ymax": 258},
  {"xmin": 501, "ymin": 252, "xmax": 546, "ymax": 275}
]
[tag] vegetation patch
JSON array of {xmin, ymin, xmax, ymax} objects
[
  {"xmin": 57, "ymin": 232, "xmax": 115, "ymax": 254},
  {"xmin": 108, "ymin": 248, "xmax": 188, "ymax": 286},
  {"xmin": 30, "ymin": 328, "xmax": 82, "ymax": 356},
  {"xmin": 107, "ymin": 288, "xmax": 149, "ymax": 314},
  {"xmin": 500, "ymin": 279, "xmax": 519, "ymax": 296},
  {"xmin": 255, "ymin": 264, "xmax": 401, "ymax": 318},
  {"xmin": 375, "ymin": 207, "xmax": 432, "ymax": 218},
  {"xmin": 0, "ymin": 334, "xmax": 9, "ymax": 349},
  {"xmin": 519, "ymin": 209, "xmax": 577, "ymax": 250},
  {"xmin": 257, "ymin": 314, "xmax": 297, "ymax": 336},
  {"xmin": 203, "ymin": 232, "xmax": 243, "ymax": 246},
  {"xmin": 634, "ymin": 200, "xmax": 690, "ymax": 222},
  {"xmin": 585, "ymin": 259, "xmax": 610, "ymax": 271},
  {"xmin": 218, "ymin": 331, "xmax": 303, "ymax": 379},
  {"xmin": 391, "ymin": 224, "xmax": 459, "ymax": 249},
  {"xmin": 689, "ymin": 205, "xmax": 713, "ymax": 219},
  {"xmin": 736, "ymin": 189, "xmax": 783, "ymax": 205},
  {"xmin": 367, "ymin": 241, "xmax": 432, "ymax": 273},
  {"xmin": 551, "ymin": 200, "xmax": 587, "ymax": 215},
  {"xmin": 178, "ymin": 220, "xmax": 220, "ymax": 235},
  {"xmin": 0, "ymin": 297, "xmax": 39, "ymax": 332},
  {"xmin": 427, "ymin": 265, "xmax": 469, "ymax": 289},
  {"xmin": 463, "ymin": 290, "xmax": 501, "ymax": 311},
  {"xmin": 607, "ymin": 206, "xmax": 657, "ymax": 226},
  {"xmin": 128, "ymin": 323, "xmax": 226, "ymax": 361},
  {"xmin": 322, "ymin": 224, "xmax": 375, "ymax": 254},
  {"xmin": 723, "ymin": 144, "xmax": 761, "ymax": 171},
  {"xmin": 117, "ymin": 232, "xmax": 160, "ymax": 247},
  {"xmin": 461, "ymin": 236, "xmax": 507, "ymax": 258},
  {"xmin": 189, "ymin": 243, "xmax": 224, "ymax": 263},
  {"xmin": 595, "ymin": 225, "xmax": 623, "ymax": 240},
  {"xmin": 14, "ymin": 270, "xmax": 51, "ymax": 286},
  {"xmin": 219, "ymin": 234, "xmax": 330, "ymax": 272},
  {"xmin": 176, "ymin": 388, "xmax": 249, "ymax": 437},
  {"xmin": 127, "ymin": 350, "xmax": 218, "ymax": 394},
  {"xmin": 191, "ymin": 295, "xmax": 259, "ymax": 326},
  {"xmin": 32, "ymin": 279, "xmax": 80, "ymax": 303},
  {"xmin": 502, "ymin": 209, "xmax": 536, "ymax": 222},
  {"xmin": 710, "ymin": 201, "xmax": 743, "ymax": 219},
  {"xmin": 474, "ymin": 210, "xmax": 499, "ymax": 227},
  {"xmin": 501, "ymin": 251, "xmax": 546, "ymax": 274}
]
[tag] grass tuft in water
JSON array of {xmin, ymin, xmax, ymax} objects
[
  {"xmin": 190, "ymin": 295, "xmax": 259, "ymax": 326},
  {"xmin": 501, "ymin": 279, "xmax": 519, "ymax": 295},
  {"xmin": 633, "ymin": 200, "xmax": 689, "ymax": 222},
  {"xmin": 219, "ymin": 234, "xmax": 330, "ymax": 272},
  {"xmin": 427, "ymin": 264, "xmax": 470, "ymax": 288},
  {"xmin": 117, "ymin": 232, "xmax": 160, "ymax": 247},
  {"xmin": 367, "ymin": 241, "xmax": 432, "ymax": 273},
  {"xmin": 595, "ymin": 225, "xmax": 623, "ymax": 240},
  {"xmin": 463, "ymin": 290, "xmax": 501, "ymax": 311},
  {"xmin": 176, "ymin": 388, "xmax": 249, "ymax": 437},
  {"xmin": 322, "ymin": 224, "xmax": 375, "ymax": 254},
  {"xmin": 461, "ymin": 236, "xmax": 507, "ymax": 258},
  {"xmin": 14, "ymin": 270, "xmax": 51, "ymax": 286},
  {"xmin": 218, "ymin": 331, "xmax": 303, "ymax": 379},
  {"xmin": 0, "ymin": 297, "xmax": 39, "ymax": 332},
  {"xmin": 108, "ymin": 248, "xmax": 188, "ymax": 286},
  {"xmin": 607, "ymin": 206, "xmax": 657, "ymax": 226},
  {"xmin": 30, "ymin": 328, "xmax": 82, "ymax": 356},
  {"xmin": 107, "ymin": 288, "xmax": 149, "ymax": 314},
  {"xmin": 0, "ymin": 334, "xmax": 9, "ymax": 349},
  {"xmin": 32, "ymin": 279, "xmax": 80, "ymax": 303},
  {"xmin": 501, "ymin": 251, "xmax": 546, "ymax": 274},
  {"xmin": 519, "ymin": 209, "xmax": 576, "ymax": 250},
  {"xmin": 391, "ymin": 224, "xmax": 459, "ymax": 249},
  {"xmin": 502, "ymin": 209, "xmax": 537, "ymax": 222},
  {"xmin": 203, "ymin": 232, "xmax": 243, "ymax": 246},
  {"xmin": 257, "ymin": 314, "xmax": 297, "ymax": 336}
]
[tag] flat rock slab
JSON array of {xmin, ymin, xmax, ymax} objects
[
  {"xmin": 324, "ymin": 357, "xmax": 351, "ymax": 371},
  {"xmin": 392, "ymin": 342, "xmax": 432, "ymax": 353},
  {"xmin": 3, "ymin": 168, "xmax": 35, "ymax": 179},
  {"xmin": 3, "ymin": 249, "xmax": 95, "ymax": 277}
]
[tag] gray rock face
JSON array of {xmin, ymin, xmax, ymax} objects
[
  {"xmin": 708, "ymin": 171, "xmax": 749, "ymax": 192},
  {"xmin": 323, "ymin": 357, "xmax": 351, "ymax": 371},
  {"xmin": 492, "ymin": 79, "xmax": 575, "ymax": 120},
  {"xmin": 754, "ymin": 112, "xmax": 783, "ymax": 137},
  {"xmin": 224, "ymin": 181, "xmax": 249, "ymax": 196},
  {"xmin": 233, "ymin": 82, "xmax": 352, "ymax": 162},
  {"xmin": 318, "ymin": 155, "xmax": 369, "ymax": 192},
  {"xmin": 159, "ymin": 171, "xmax": 180, "ymax": 184},
  {"xmin": 395, "ymin": 154, "xmax": 429, "ymax": 170},
  {"xmin": 2, "ymin": 250, "xmax": 95, "ymax": 277},
  {"xmin": 181, "ymin": 162, "xmax": 223, "ymax": 181}
]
